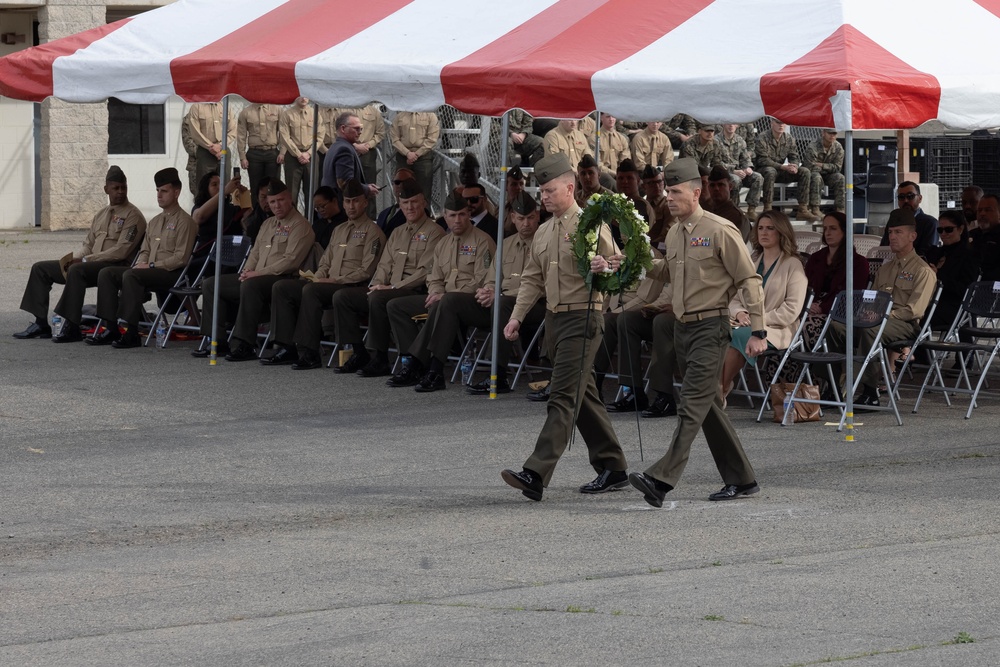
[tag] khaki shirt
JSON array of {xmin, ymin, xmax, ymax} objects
[
  {"xmin": 426, "ymin": 226, "xmax": 496, "ymax": 296},
  {"xmin": 371, "ymin": 215, "xmax": 445, "ymax": 289},
  {"xmin": 645, "ymin": 193, "xmax": 673, "ymax": 244},
  {"xmin": 680, "ymin": 136, "xmax": 732, "ymax": 168},
  {"xmin": 331, "ymin": 104, "xmax": 386, "ymax": 152},
  {"xmin": 631, "ymin": 129, "xmax": 675, "ymax": 170},
  {"xmin": 137, "ymin": 206, "xmax": 197, "ymax": 271},
  {"xmin": 576, "ymin": 184, "xmax": 610, "ymax": 209},
  {"xmin": 246, "ymin": 210, "xmax": 315, "ymax": 275},
  {"xmin": 279, "ymin": 104, "xmax": 317, "ymax": 155},
  {"xmin": 390, "ymin": 112, "xmax": 440, "ymax": 158},
  {"xmin": 316, "ymin": 216, "xmax": 386, "ymax": 283},
  {"xmin": 237, "ymin": 104, "xmax": 281, "ymax": 160},
  {"xmin": 651, "ymin": 206, "xmax": 764, "ymax": 328},
  {"xmin": 544, "ymin": 125, "xmax": 593, "ymax": 168},
  {"xmin": 512, "ymin": 203, "xmax": 618, "ymax": 321},
  {"xmin": 873, "ymin": 249, "xmax": 936, "ymax": 322},
  {"xmin": 490, "ymin": 233, "xmax": 535, "ymax": 295},
  {"xmin": 185, "ymin": 103, "xmax": 237, "ymax": 150},
  {"xmin": 754, "ymin": 131, "xmax": 801, "ymax": 170},
  {"xmin": 597, "ymin": 129, "xmax": 630, "ymax": 174},
  {"xmin": 79, "ymin": 203, "xmax": 147, "ymax": 264},
  {"xmin": 804, "ymin": 138, "xmax": 845, "ymax": 175}
]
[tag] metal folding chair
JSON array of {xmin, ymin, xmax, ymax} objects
[
  {"xmin": 142, "ymin": 240, "xmax": 214, "ymax": 347},
  {"xmin": 753, "ymin": 288, "xmax": 815, "ymax": 422},
  {"xmin": 192, "ymin": 235, "xmax": 253, "ymax": 353},
  {"xmin": 886, "ymin": 281, "xmax": 943, "ymax": 399}
]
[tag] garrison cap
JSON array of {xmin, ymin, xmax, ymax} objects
[
  {"xmin": 708, "ymin": 165, "xmax": 731, "ymax": 182},
  {"xmin": 342, "ymin": 178, "xmax": 367, "ymax": 199},
  {"xmin": 886, "ymin": 207, "xmax": 917, "ymax": 229},
  {"xmin": 662, "ymin": 158, "xmax": 702, "ymax": 186},
  {"xmin": 616, "ymin": 157, "xmax": 639, "ymax": 173},
  {"xmin": 508, "ymin": 165, "xmax": 525, "ymax": 180},
  {"xmin": 640, "ymin": 165, "xmax": 660, "ymax": 180},
  {"xmin": 533, "ymin": 154, "xmax": 573, "ymax": 185},
  {"xmin": 511, "ymin": 191, "xmax": 538, "ymax": 216},
  {"xmin": 397, "ymin": 178, "xmax": 423, "ymax": 199},
  {"xmin": 267, "ymin": 178, "xmax": 288, "ymax": 196},
  {"xmin": 444, "ymin": 193, "xmax": 468, "ymax": 211},
  {"xmin": 106, "ymin": 165, "xmax": 127, "ymax": 184},
  {"xmin": 153, "ymin": 167, "xmax": 181, "ymax": 188},
  {"xmin": 578, "ymin": 154, "xmax": 599, "ymax": 170}
]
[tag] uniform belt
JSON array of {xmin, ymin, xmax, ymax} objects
[
  {"xmin": 549, "ymin": 302, "xmax": 601, "ymax": 314},
  {"xmin": 250, "ymin": 144, "xmax": 278, "ymax": 151},
  {"xmin": 678, "ymin": 308, "xmax": 727, "ymax": 324}
]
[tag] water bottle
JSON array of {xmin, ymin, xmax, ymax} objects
[
  {"xmin": 155, "ymin": 317, "xmax": 167, "ymax": 349},
  {"xmin": 51, "ymin": 313, "xmax": 62, "ymax": 334},
  {"xmin": 782, "ymin": 391, "xmax": 793, "ymax": 424},
  {"xmin": 460, "ymin": 346, "xmax": 475, "ymax": 385}
]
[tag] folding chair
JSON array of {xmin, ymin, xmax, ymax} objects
[
  {"xmin": 853, "ymin": 234, "xmax": 884, "ymax": 257},
  {"xmin": 142, "ymin": 240, "xmax": 215, "ymax": 347},
  {"xmin": 752, "ymin": 288, "xmax": 815, "ymax": 422},
  {"xmin": 913, "ymin": 281, "xmax": 1000, "ymax": 418},
  {"xmin": 784, "ymin": 290, "xmax": 901, "ymax": 430},
  {"xmin": 510, "ymin": 319, "xmax": 547, "ymax": 390},
  {"xmin": 887, "ymin": 281, "xmax": 943, "ymax": 398},
  {"xmin": 192, "ymin": 235, "xmax": 254, "ymax": 353}
]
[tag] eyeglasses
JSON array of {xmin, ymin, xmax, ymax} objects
[
  {"xmin": 938, "ymin": 226, "xmax": 957, "ymax": 234},
  {"xmin": 897, "ymin": 193, "xmax": 918, "ymax": 201},
  {"xmin": 465, "ymin": 196, "xmax": 481, "ymax": 204},
  {"xmin": 348, "ymin": 125, "xmax": 363, "ymax": 132}
]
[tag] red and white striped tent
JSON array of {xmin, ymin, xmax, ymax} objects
[
  {"xmin": 1, "ymin": 0, "xmax": 994, "ymax": 422},
  {"xmin": 2, "ymin": 0, "xmax": 1000, "ymax": 131}
]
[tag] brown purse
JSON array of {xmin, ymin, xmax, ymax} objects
[{"xmin": 769, "ymin": 382, "xmax": 821, "ymax": 423}]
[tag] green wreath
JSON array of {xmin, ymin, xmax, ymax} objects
[{"xmin": 572, "ymin": 192, "xmax": 654, "ymax": 294}]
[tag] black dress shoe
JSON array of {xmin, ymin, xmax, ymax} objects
[
  {"xmin": 579, "ymin": 469, "xmax": 629, "ymax": 494},
  {"xmin": 225, "ymin": 342, "xmax": 258, "ymax": 362},
  {"xmin": 292, "ymin": 349, "xmax": 322, "ymax": 370},
  {"xmin": 13, "ymin": 322, "xmax": 52, "ymax": 339},
  {"xmin": 501, "ymin": 468, "xmax": 543, "ymax": 501},
  {"xmin": 414, "ymin": 371, "xmax": 446, "ymax": 393},
  {"xmin": 387, "ymin": 364, "xmax": 423, "ymax": 387},
  {"xmin": 629, "ymin": 472, "xmax": 672, "ymax": 508},
  {"xmin": 641, "ymin": 393, "xmax": 677, "ymax": 418},
  {"xmin": 52, "ymin": 322, "xmax": 83, "ymax": 344},
  {"xmin": 466, "ymin": 376, "xmax": 511, "ymax": 395},
  {"xmin": 357, "ymin": 358, "xmax": 391, "ymax": 377},
  {"xmin": 708, "ymin": 481, "xmax": 760, "ymax": 501},
  {"xmin": 334, "ymin": 351, "xmax": 369, "ymax": 374},
  {"xmin": 606, "ymin": 391, "xmax": 648, "ymax": 412},
  {"xmin": 191, "ymin": 340, "xmax": 229, "ymax": 358},
  {"xmin": 260, "ymin": 346, "xmax": 298, "ymax": 366},
  {"xmin": 526, "ymin": 385, "xmax": 550, "ymax": 402},
  {"xmin": 86, "ymin": 327, "xmax": 120, "ymax": 346},
  {"xmin": 853, "ymin": 389, "xmax": 881, "ymax": 413},
  {"xmin": 111, "ymin": 329, "xmax": 141, "ymax": 349}
]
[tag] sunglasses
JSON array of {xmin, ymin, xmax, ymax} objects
[
  {"xmin": 465, "ymin": 196, "xmax": 481, "ymax": 203},
  {"xmin": 938, "ymin": 226, "xmax": 957, "ymax": 234},
  {"xmin": 897, "ymin": 193, "xmax": 918, "ymax": 201}
]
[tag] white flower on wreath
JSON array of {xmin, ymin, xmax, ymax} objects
[
  {"xmin": 638, "ymin": 268, "xmax": 647, "ymax": 281},
  {"xmin": 587, "ymin": 195, "xmax": 599, "ymax": 206}
]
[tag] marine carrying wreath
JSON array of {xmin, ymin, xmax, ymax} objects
[{"xmin": 572, "ymin": 192, "xmax": 654, "ymax": 294}]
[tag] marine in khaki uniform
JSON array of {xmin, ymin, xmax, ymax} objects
[
  {"xmin": 754, "ymin": 117, "xmax": 815, "ymax": 221},
  {"xmin": 186, "ymin": 102, "xmax": 238, "ymax": 189},
  {"xmin": 641, "ymin": 165, "xmax": 673, "ymax": 246},
  {"xmin": 467, "ymin": 192, "xmax": 547, "ymax": 395},
  {"xmin": 261, "ymin": 179, "xmax": 386, "ymax": 370},
  {"xmin": 543, "ymin": 120, "xmax": 593, "ymax": 170},
  {"xmin": 197, "ymin": 179, "xmax": 315, "ymax": 360},
  {"xmin": 630, "ymin": 121, "xmax": 675, "ymax": 171},
  {"xmin": 237, "ymin": 103, "xmax": 282, "ymax": 202},
  {"xmin": 615, "ymin": 158, "xmax": 656, "ymax": 247},
  {"xmin": 383, "ymin": 193, "xmax": 497, "ymax": 392},
  {"xmin": 827, "ymin": 208, "xmax": 936, "ymax": 408},
  {"xmin": 88, "ymin": 168, "xmax": 197, "ymax": 349},
  {"xmin": 14, "ymin": 166, "xmax": 146, "ymax": 343},
  {"xmin": 333, "ymin": 179, "xmax": 445, "ymax": 376},
  {"xmin": 500, "ymin": 154, "xmax": 629, "ymax": 502},
  {"xmin": 390, "ymin": 111, "xmax": 440, "ymax": 204},
  {"xmin": 719, "ymin": 123, "xmax": 763, "ymax": 218},
  {"xmin": 279, "ymin": 97, "xmax": 320, "ymax": 210},
  {"xmin": 607, "ymin": 158, "xmax": 764, "ymax": 507},
  {"xmin": 804, "ymin": 129, "xmax": 846, "ymax": 215},
  {"xmin": 595, "ymin": 112, "xmax": 631, "ymax": 179},
  {"xmin": 575, "ymin": 154, "xmax": 611, "ymax": 208}
]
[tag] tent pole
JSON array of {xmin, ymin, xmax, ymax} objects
[
  {"xmin": 594, "ymin": 111, "xmax": 601, "ymax": 168},
  {"xmin": 844, "ymin": 129, "xmax": 855, "ymax": 440},
  {"xmin": 209, "ymin": 95, "xmax": 229, "ymax": 365},
  {"xmin": 309, "ymin": 103, "xmax": 319, "ymax": 224},
  {"xmin": 489, "ymin": 111, "xmax": 511, "ymax": 399}
]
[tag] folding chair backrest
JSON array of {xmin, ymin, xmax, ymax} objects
[
  {"xmin": 804, "ymin": 241, "xmax": 824, "ymax": 255},
  {"xmin": 853, "ymin": 235, "xmax": 884, "ymax": 257},
  {"xmin": 218, "ymin": 235, "xmax": 253, "ymax": 269},
  {"xmin": 829, "ymin": 289, "xmax": 894, "ymax": 329},
  {"xmin": 963, "ymin": 280, "xmax": 1000, "ymax": 319},
  {"xmin": 795, "ymin": 231, "xmax": 822, "ymax": 253},
  {"xmin": 866, "ymin": 245, "xmax": 894, "ymax": 261}
]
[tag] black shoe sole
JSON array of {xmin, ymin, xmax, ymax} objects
[
  {"xmin": 641, "ymin": 407, "xmax": 677, "ymax": 418},
  {"xmin": 709, "ymin": 484, "xmax": 761, "ymax": 501},
  {"xmin": 52, "ymin": 335, "xmax": 84, "ymax": 344},
  {"xmin": 414, "ymin": 384, "xmax": 445, "ymax": 393},
  {"xmin": 579, "ymin": 479, "xmax": 629, "ymax": 494},
  {"xmin": 501, "ymin": 469, "xmax": 542, "ymax": 501},
  {"xmin": 292, "ymin": 362, "xmax": 321, "ymax": 370},
  {"xmin": 628, "ymin": 473, "xmax": 665, "ymax": 508}
]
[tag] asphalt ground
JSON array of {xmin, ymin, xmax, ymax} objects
[{"xmin": 1, "ymin": 229, "xmax": 998, "ymax": 666}]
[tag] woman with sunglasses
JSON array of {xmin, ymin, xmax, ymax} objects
[
  {"xmin": 803, "ymin": 211, "xmax": 870, "ymax": 344},
  {"xmin": 925, "ymin": 210, "xmax": 980, "ymax": 332},
  {"xmin": 720, "ymin": 210, "xmax": 808, "ymax": 401}
]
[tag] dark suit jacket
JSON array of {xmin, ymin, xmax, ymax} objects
[{"xmin": 322, "ymin": 136, "xmax": 366, "ymax": 190}]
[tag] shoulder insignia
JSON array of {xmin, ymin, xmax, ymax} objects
[
  {"xmin": 483, "ymin": 248, "xmax": 492, "ymax": 268},
  {"xmin": 125, "ymin": 226, "xmax": 137, "ymax": 243},
  {"xmin": 371, "ymin": 238, "xmax": 381, "ymax": 256}
]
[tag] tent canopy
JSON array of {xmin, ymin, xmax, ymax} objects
[{"xmin": 2, "ymin": 0, "xmax": 1000, "ymax": 131}]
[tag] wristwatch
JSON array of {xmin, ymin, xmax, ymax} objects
[
  {"xmin": 751, "ymin": 329, "xmax": 767, "ymax": 340},
  {"xmin": 149, "ymin": 262, "xmax": 155, "ymax": 269}
]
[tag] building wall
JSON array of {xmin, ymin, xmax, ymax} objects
[{"xmin": 0, "ymin": 11, "xmax": 36, "ymax": 229}]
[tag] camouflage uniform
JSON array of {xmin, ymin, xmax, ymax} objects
[
  {"xmin": 507, "ymin": 109, "xmax": 544, "ymax": 166},
  {"xmin": 719, "ymin": 132, "xmax": 763, "ymax": 209},
  {"xmin": 754, "ymin": 131, "xmax": 811, "ymax": 208},
  {"xmin": 804, "ymin": 138, "xmax": 846, "ymax": 211},
  {"xmin": 679, "ymin": 136, "xmax": 732, "ymax": 169},
  {"xmin": 663, "ymin": 113, "xmax": 696, "ymax": 149},
  {"xmin": 735, "ymin": 123, "xmax": 759, "ymax": 161}
]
